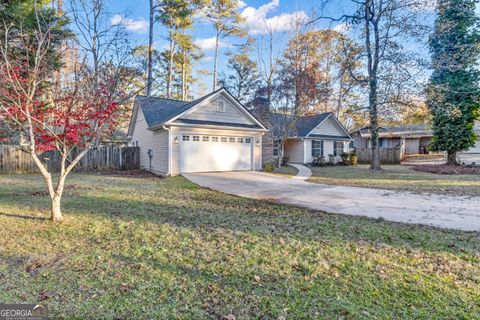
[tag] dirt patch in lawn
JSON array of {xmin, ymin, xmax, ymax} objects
[{"xmin": 409, "ymin": 164, "xmax": 480, "ymax": 175}]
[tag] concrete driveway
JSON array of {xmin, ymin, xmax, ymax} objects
[{"xmin": 183, "ymin": 171, "xmax": 480, "ymax": 232}]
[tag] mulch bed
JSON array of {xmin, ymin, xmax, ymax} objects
[{"xmin": 409, "ymin": 164, "xmax": 480, "ymax": 175}]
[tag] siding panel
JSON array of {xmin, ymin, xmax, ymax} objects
[
  {"xmin": 130, "ymin": 106, "xmax": 169, "ymax": 175},
  {"xmin": 310, "ymin": 117, "xmax": 345, "ymax": 136},
  {"xmin": 183, "ymin": 95, "xmax": 253, "ymax": 125}
]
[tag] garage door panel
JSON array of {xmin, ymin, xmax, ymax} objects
[{"xmin": 181, "ymin": 134, "xmax": 252, "ymax": 173}]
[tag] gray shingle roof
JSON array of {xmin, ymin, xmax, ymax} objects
[
  {"xmin": 136, "ymin": 88, "xmax": 224, "ymax": 129},
  {"xmin": 353, "ymin": 124, "xmax": 433, "ymax": 137},
  {"xmin": 271, "ymin": 113, "xmax": 332, "ymax": 137},
  {"xmin": 137, "ymin": 96, "xmax": 188, "ymax": 128}
]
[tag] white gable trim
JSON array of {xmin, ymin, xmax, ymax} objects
[
  {"xmin": 306, "ymin": 113, "xmax": 353, "ymax": 140},
  {"xmin": 127, "ymin": 100, "xmax": 140, "ymax": 139},
  {"xmin": 165, "ymin": 89, "xmax": 267, "ymax": 130}
]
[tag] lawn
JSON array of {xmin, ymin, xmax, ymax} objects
[
  {"xmin": 272, "ymin": 165, "xmax": 298, "ymax": 176},
  {"xmin": 308, "ymin": 164, "xmax": 480, "ymax": 196},
  {"xmin": 0, "ymin": 172, "xmax": 479, "ymax": 319}
]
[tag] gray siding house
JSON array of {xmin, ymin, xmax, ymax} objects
[
  {"xmin": 127, "ymin": 88, "xmax": 353, "ymax": 175},
  {"xmin": 350, "ymin": 121, "xmax": 480, "ymax": 159},
  {"xmin": 127, "ymin": 88, "xmax": 268, "ymax": 176},
  {"xmin": 350, "ymin": 125, "xmax": 433, "ymax": 155},
  {"xmin": 272, "ymin": 113, "xmax": 353, "ymax": 164}
]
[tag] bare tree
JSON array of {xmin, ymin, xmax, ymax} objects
[
  {"xmin": 311, "ymin": 0, "xmax": 430, "ymax": 170},
  {"xmin": 255, "ymin": 20, "xmax": 285, "ymax": 103}
]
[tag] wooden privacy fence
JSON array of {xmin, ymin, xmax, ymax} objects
[
  {"xmin": 354, "ymin": 147, "xmax": 402, "ymax": 164},
  {"xmin": 0, "ymin": 145, "xmax": 139, "ymax": 173}
]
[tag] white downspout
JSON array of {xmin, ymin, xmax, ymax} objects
[{"xmin": 163, "ymin": 125, "xmax": 172, "ymax": 176}]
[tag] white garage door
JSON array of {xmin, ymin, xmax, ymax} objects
[{"xmin": 181, "ymin": 134, "xmax": 253, "ymax": 173}]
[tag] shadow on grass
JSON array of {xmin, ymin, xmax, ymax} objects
[
  {"xmin": 0, "ymin": 212, "xmax": 48, "ymax": 221},
  {"xmin": 1, "ymin": 186, "xmax": 479, "ymax": 256}
]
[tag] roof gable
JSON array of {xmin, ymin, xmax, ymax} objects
[
  {"xmin": 129, "ymin": 88, "xmax": 267, "ymax": 133},
  {"xmin": 178, "ymin": 92, "xmax": 254, "ymax": 125},
  {"xmin": 271, "ymin": 112, "xmax": 346, "ymax": 138},
  {"xmin": 307, "ymin": 114, "xmax": 351, "ymax": 139}
]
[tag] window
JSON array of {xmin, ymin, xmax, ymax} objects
[
  {"xmin": 221, "ymin": 137, "xmax": 227, "ymax": 143},
  {"xmin": 216, "ymin": 100, "xmax": 225, "ymax": 112},
  {"xmin": 193, "ymin": 136, "xmax": 200, "ymax": 142},
  {"xmin": 182, "ymin": 135, "xmax": 190, "ymax": 141},
  {"xmin": 202, "ymin": 136, "xmax": 209, "ymax": 142},
  {"xmin": 238, "ymin": 137, "xmax": 244, "ymax": 143},
  {"xmin": 245, "ymin": 138, "xmax": 252, "ymax": 144},
  {"xmin": 379, "ymin": 138, "xmax": 386, "ymax": 148},
  {"xmin": 312, "ymin": 140, "xmax": 323, "ymax": 157},
  {"xmin": 334, "ymin": 141, "xmax": 344, "ymax": 156},
  {"xmin": 212, "ymin": 137, "xmax": 219, "ymax": 142},
  {"xmin": 273, "ymin": 140, "xmax": 280, "ymax": 157},
  {"xmin": 229, "ymin": 137, "xmax": 235, "ymax": 143}
]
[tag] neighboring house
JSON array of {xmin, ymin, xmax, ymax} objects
[
  {"xmin": 272, "ymin": 113, "xmax": 353, "ymax": 164},
  {"xmin": 350, "ymin": 125, "xmax": 433, "ymax": 155},
  {"xmin": 127, "ymin": 88, "xmax": 268, "ymax": 176},
  {"xmin": 100, "ymin": 129, "xmax": 129, "ymax": 146},
  {"xmin": 459, "ymin": 120, "xmax": 480, "ymax": 164},
  {"xmin": 351, "ymin": 121, "xmax": 480, "ymax": 159}
]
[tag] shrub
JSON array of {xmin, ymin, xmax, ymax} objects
[
  {"xmin": 281, "ymin": 156, "xmax": 290, "ymax": 166},
  {"xmin": 264, "ymin": 162, "xmax": 275, "ymax": 173},
  {"xmin": 341, "ymin": 152, "xmax": 350, "ymax": 165},
  {"xmin": 349, "ymin": 152, "xmax": 358, "ymax": 166}
]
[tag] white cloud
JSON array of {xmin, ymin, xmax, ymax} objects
[
  {"xmin": 111, "ymin": 14, "xmax": 148, "ymax": 33},
  {"xmin": 333, "ymin": 22, "xmax": 350, "ymax": 34},
  {"xmin": 194, "ymin": 37, "xmax": 231, "ymax": 51},
  {"xmin": 241, "ymin": 0, "xmax": 308, "ymax": 35},
  {"xmin": 237, "ymin": 0, "xmax": 247, "ymax": 9}
]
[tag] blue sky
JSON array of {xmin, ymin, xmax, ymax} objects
[
  {"xmin": 102, "ymin": 0, "xmax": 348, "ymax": 97},
  {"xmin": 98, "ymin": 0, "xmax": 478, "ymax": 98}
]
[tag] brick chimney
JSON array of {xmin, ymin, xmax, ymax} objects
[{"xmin": 251, "ymin": 96, "xmax": 274, "ymax": 166}]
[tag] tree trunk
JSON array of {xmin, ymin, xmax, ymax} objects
[
  {"xmin": 213, "ymin": 34, "xmax": 220, "ymax": 91},
  {"xmin": 147, "ymin": 0, "xmax": 154, "ymax": 96},
  {"xmin": 365, "ymin": 0, "xmax": 381, "ymax": 171},
  {"xmin": 447, "ymin": 152, "xmax": 457, "ymax": 165},
  {"xmin": 51, "ymin": 196, "xmax": 63, "ymax": 221},
  {"xmin": 167, "ymin": 28, "xmax": 174, "ymax": 98},
  {"xmin": 182, "ymin": 51, "xmax": 186, "ymax": 100}
]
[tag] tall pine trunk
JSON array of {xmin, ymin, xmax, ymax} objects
[
  {"xmin": 167, "ymin": 28, "xmax": 174, "ymax": 98},
  {"xmin": 365, "ymin": 0, "xmax": 381, "ymax": 171},
  {"xmin": 212, "ymin": 34, "xmax": 220, "ymax": 91},
  {"xmin": 146, "ymin": 0, "xmax": 154, "ymax": 96}
]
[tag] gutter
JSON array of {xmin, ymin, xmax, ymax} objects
[
  {"xmin": 162, "ymin": 125, "xmax": 172, "ymax": 176},
  {"xmin": 150, "ymin": 122, "xmax": 269, "ymax": 133}
]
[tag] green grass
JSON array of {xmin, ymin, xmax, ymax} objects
[
  {"xmin": 0, "ymin": 172, "xmax": 479, "ymax": 319},
  {"xmin": 272, "ymin": 165, "xmax": 299, "ymax": 176},
  {"xmin": 309, "ymin": 164, "xmax": 480, "ymax": 196}
]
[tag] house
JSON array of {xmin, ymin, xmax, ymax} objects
[
  {"xmin": 127, "ymin": 88, "xmax": 268, "ymax": 176},
  {"xmin": 271, "ymin": 113, "xmax": 353, "ymax": 164},
  {"xmin": 350, "ymin": 121, "xmax": 480, "ymax": 161},
  {"xmin": 350, "ymin": 125, "xmax": 433, "ymax": 155},
  {"xmin": 459, "ymin": 120, "xmax": 480, "ymax": 164}
]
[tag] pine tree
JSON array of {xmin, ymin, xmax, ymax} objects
[{"xmin": 427, "ymin": 0, "xmax": 480, "ymax": 164}]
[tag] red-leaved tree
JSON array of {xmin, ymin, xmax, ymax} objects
[{"xmin": 0, "ymin": 3, "xmax": 126, "ymax": 221}]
